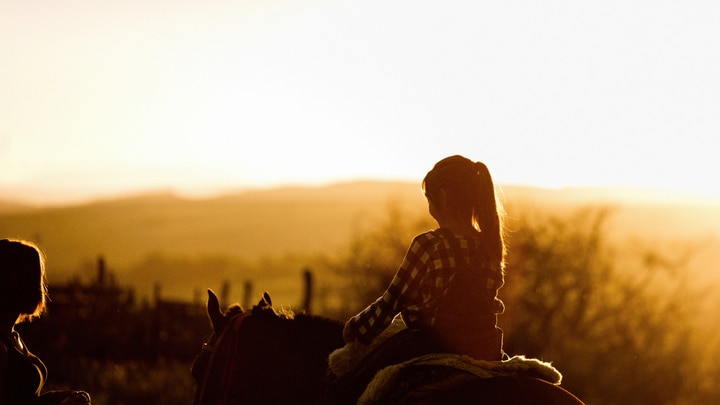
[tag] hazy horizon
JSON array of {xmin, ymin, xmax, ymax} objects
[{"xmin": 3, "ymin": 179, "xmax": 720, "ymax": 209}]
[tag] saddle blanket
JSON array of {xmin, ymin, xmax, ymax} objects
[
  {"xmin": 358, "ymin": 352, "xmax": 563, "ymax": 404},
  {"xmin": 329, "ymin": 319, "xmax": 563, "ymax": 404}
]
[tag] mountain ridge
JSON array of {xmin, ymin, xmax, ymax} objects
[{"xmin": 2, "ymin": 180, "xmax": 717, "ymax": 214}]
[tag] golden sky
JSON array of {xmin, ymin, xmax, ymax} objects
[{"xmin": 2, "ymin": 0, "xmax": 719, "ymax": 204}]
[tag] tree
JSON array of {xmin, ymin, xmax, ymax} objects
[{"xmin": 502, "ymin": 207, "xmax": 705, "ymax": 404}]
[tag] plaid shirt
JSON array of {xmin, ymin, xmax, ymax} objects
[{"xmin": 346, "ymin": 228, "xmax": 504, "ymax": 345}]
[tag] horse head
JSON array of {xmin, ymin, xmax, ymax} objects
[
  {"xmin": 192, "ymin": 289, "xmax": 344, "ymax": 405},
  {"xmin": 192, "ymin": 289, "xmax": 248, "ymax": 405},
  {"xmin": 204, "ymin": 289, "xmax": 271, "ymax": 333}
]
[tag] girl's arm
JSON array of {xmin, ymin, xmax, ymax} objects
[{"xmin": 345, "ymin": 234, "xmax": 434, "ymax": 344}]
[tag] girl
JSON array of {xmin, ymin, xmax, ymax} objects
[
  {"xmin": 0, "ymin": 238, "xmax": 91, "ymax": 405},
  {"xmin": 343, "ymin": 155, "xmax": 507, "ymax": 361}
]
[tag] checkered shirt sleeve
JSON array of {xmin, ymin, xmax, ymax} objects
[{"xmin": 346, "ymin": 231, "xmax": 443, "ymax": 344}]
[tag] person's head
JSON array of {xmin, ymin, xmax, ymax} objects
[
  {"xmin": 0, "ymin": 238, "xmax": 48, "ymax": 324},
  {"xmin": 422, "ymin": 155, "xmax": 506, "ymax": 268}
]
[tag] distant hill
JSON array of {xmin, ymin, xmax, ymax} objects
[
  {"xmin": 0, "ymin": 181, "xmax": 428, "ymax": 271},
  {"xmin": 2, "ymin": 181, "xmax": 718, "ymax": 303}
]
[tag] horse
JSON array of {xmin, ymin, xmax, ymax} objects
[{"xmin": 191, "ymin": 290, "xmax": 586, "ymax": 405}]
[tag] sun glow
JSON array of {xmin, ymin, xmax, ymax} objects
[{"xmin": 2, "ymin": 1, "xmax": 720, "ymax": 204}]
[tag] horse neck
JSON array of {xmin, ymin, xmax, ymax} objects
[
  {"xmin": 248, "ymin": 312, "xmax": 344, "ymax": 375},
  {"xmin": 225, "ymin": 311, "xmax": 344, "ymax": 403},
  {"xmin": 292, "ymin": 313, "xmax": 345, "ymax": 354}
]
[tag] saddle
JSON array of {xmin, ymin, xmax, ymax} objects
[
  {"xmin": 358, "ymin": 352, "xmax": 562, "ymax": 404},
  {"xmin": 328, "ymin": 320, "xmax": 562, "ymax": 405}
]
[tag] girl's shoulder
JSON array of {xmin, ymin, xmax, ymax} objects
[
  {"xmin": 416, "ymin": 228, "xmax": 469, "ymax": 242},
  {"xmin": 411, "ymin": 229, "xmax": 453, "ymax": 250},
  {"xmin": 412, "ymin": 229, "xmax": 442, "ymax": 242},
  {"xmin": 415, "ymin": 228, "xmax": 481, "ymax": 253}
]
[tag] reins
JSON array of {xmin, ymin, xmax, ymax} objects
[{"xmin": 193, "ymin": 310, "xmax": 252, "ymax": 405}]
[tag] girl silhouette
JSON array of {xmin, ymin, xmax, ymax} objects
[
  {"xmin": 343, "ymin": 155, "xmax": 507, "ymax": 361},
  {"xmin": 0, "ymin": 239, "xmax": 91, "ymax": 405}
]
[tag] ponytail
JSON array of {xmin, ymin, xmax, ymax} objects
[{"xmin": 473, "ymin": 162, "xmax": 506, "ymax": 272}]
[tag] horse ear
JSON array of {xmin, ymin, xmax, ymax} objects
[
  {"xmin": 258, "ymin": 291, "xmax": 272, "ymax": 308},
  {"xmin": 207, "ymin": 289, "xmax": 224, "ymax": 331}
]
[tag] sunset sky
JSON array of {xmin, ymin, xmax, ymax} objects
[{"xmin": 2, "ymin": 0, "xmax": 719, "ymax": 205}]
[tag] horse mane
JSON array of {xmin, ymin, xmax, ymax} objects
[
  {"xmin": 215, "ymin": 290, "xmax": 344, "ymax": 371},
  {"xmin": 246, "ymin": 298, "xmax": 344, "ymax": 352}
]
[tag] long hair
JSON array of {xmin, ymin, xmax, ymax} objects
[
  {"xmin": 0, "ymin": 238, "xmax": 49, "ymax": 323},
  {"xmin": 422, "ymin": 155, "xmax": 506, "ymax": 271}
]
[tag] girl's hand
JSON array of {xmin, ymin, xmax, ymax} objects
[{"xmin": 342, "ymin": 320, "xmax": 355, "ymax": 343}]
